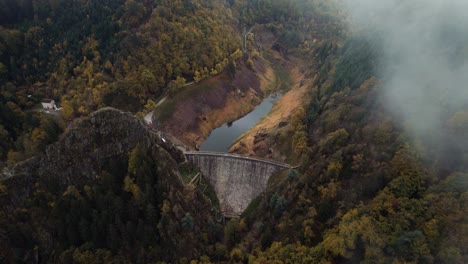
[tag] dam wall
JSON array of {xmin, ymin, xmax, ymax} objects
[{"xmin": 184, "ymin": 151, "xmax": 290, "ymax": 216}]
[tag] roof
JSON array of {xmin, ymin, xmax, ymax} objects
[{"xmin": 41, "ymin": 99, "xmax": 54, "ymax": 103}]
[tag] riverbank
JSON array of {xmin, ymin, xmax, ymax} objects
[
  {"xmin": 229, "ymin": 57, "xmax": 313, "ymax": 162},
  {"xmin": 156, "ymin": 56, "xmax": 279, "ymax": 149},
  {"xmin": 199, "ymin": 92, "xmax": 280, "ymax": 152},
  {"xmin": 157, "ymin": 26, "xmax": 311, "ymax": 154}
]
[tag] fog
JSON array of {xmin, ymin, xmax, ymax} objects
[{"xmin": 341, "ymin": 0, "xmax": 468, "ymax": 161}]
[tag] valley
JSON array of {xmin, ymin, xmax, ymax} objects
[
  {"xmin": 0, "ymin": 1, "xmax": 467, "ymax": 263},
  {"xmin": 229, "ymin": 58, "xmax": 312, "ymax": 160},
  {"xmin": 156, "ymin": 26, "xmax": 308, "ymax": 161}
]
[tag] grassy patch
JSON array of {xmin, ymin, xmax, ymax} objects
[
  {"xmin": 267, "ymin": 169, "xmax": 288, "ymax": 190},
  {"xmin": 155, "ymin": 74, "xmax": 229, "ymax": 124},
  {"xmin": 178, "ymin": 162, "xmax": 200, "ymax": 184},
  {"xmin": 156, "ymin": 99, "xmax": 176, "ymax": 124},
  {"xmin": 264, "ymin": 51, "xmax": 292, "ymax": 92},
  {"xmin": 200, "ymin": 178, "xmax": 220, "ymax": 208},
  {"xmin": 179, "ymin": 162, "xmax": 220, "ymax": 208}
]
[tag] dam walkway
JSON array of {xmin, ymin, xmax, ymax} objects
[{"xmin": 184, "ymin": 151, "xmax": 290, "ymax": 216}]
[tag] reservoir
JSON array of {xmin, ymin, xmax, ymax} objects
[{"xmin": 200, "ymin": 93, "xmax": 279, "ymax": 152}]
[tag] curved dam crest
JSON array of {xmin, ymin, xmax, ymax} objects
[{"xmin": 184, "ymin": 151, "xmax": 290, "ymax": 216}]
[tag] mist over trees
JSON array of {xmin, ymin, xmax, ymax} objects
[
  {"xmin": 342, "ymin": 0, "xmax": 468, "ymax": 165},
  {"xmin": 0, "ymin": 0, "xmax": 467, "ymax": 263}
]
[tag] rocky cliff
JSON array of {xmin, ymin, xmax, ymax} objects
[
  {"xmin": 3, "ymin": 107, "xmax": 184, "ymax": 206},
  {"xmin": 40, "ymin": 107, "xmax": 184, "ymax": 184},
  {"xmin": 0, "ymin": 108, "xmax": 218, "ymax": 263}
]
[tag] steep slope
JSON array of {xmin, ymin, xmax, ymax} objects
[
  {"xmin": 1, "ymin": 1, "xmax": 466, "ymax": 263},
  {"xmin": 0, "ymin": 108, "xmax": 220, "ymax": 263},
  {"xmin": 223, "ymin": 8, "xmax": 468, "ymax": 264},
  {"xmin": 0, "ymin": 0, "xmax": 241, "ymax": 163},
  {"xmin": 157, "ymin": 48, "xmax": 275, "ymax": 148}
]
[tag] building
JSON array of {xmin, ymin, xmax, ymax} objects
[{"xmin": 41, "ymin": 99, "xmax": 56, "ymax": 110}]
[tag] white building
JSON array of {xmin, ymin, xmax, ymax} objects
[{"xmin": 41, "ymin": 99, "xmax": 56, "ymax": 110}]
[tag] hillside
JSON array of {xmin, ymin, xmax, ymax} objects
[
  {"xmin": 0, "ymin": 108, "xmax": 222, "ymax": 262},
  {"xmin": 1, "ymin": 0, "xmax": 467, "ymax": 263},
  {"xmin": 0, "ymin": 0, "xmax": 241, "ymax": 163}
]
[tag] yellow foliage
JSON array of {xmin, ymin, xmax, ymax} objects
[
  {"xmin": 31, "ymin": 127, "xmax": 46, "ymax": 145},
  {"xmin": 291, "ymin": 106, "xmax": 306, "ymax": 130},
  {"xmin": 251, "ymin": 50, "xmax": 260, "ymax": 58},
  {"xmin": 194, "ymin": 70, "xmax": 202, "ymax": 82},
  {"xmin": 238, "ymin": 219, "xmax": 247, "ymax": 232},
  {"xmin": 290, "ymin": 106, "xmax": 310, "ymax": 155},
  {"xmin": 161, "ymin": 199, "xmax": 171, "ymax": 214},
  {"xmin": 144, "ymin": 99, "xmax": 157, "ymax": 111},
  {"xmin": 322, "ymin": 222, "xmax": 354, "ymax": 257},
  {"xmin": 7, "ymin": 150, "xmax": 24, "ymax": 166},
  {"xmin": 422, "ymin": 219, "xmax": 439, "ymax": 242},
  {"xmin": 63, "ymin": 185, "xmax": 82, "ymax": 199},
  {"xmin": 326, "ymin": 161, "xmax": 343, "ymax": 178},
  {"xmin": 321, "ymin": 205, "xmax": 389, "ymax": 261},
  {"xmin": 292, "ymin": 130, "xmax": 308, "ymax": 155},
  {"xmin": 230, "ymin": 49, "xmax": 243, "ymax": 60},
  {"xmin": 123, "ymin": 175, "xmax": 142, "ymax": 202},
  {"xmin": 319, "ymin": 180, "xmax": 339, "ymax": 198},
  {"xmin": 78, "ymin": 105, "xmax": 88, "ymax": 115},
  {"xmin": 303, "ymin": 226, "xmax": 314, "ymax": 243},
  {"xmin": 229, "ymin": 248, "xmax": 243, "ymax": 262},
  {"xmin": 215, "ymin": 63, "xmax": 224, "ymax": 73},
  {"xmin": 61, "ymin": 100, "xmax": 74, "ymax": 120},
  {"xmin": 246, "ymin": 58, "xmax": 254, "ymax": 68}
]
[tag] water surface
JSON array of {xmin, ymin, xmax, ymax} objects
[{"xmin": 200, "ymin": 93, "xmax": 279, "ymax": 152}]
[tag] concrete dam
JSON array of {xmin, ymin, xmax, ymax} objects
[{"xmin": 184, "ymin": 151, "xmax": 290, "ymax": 216}]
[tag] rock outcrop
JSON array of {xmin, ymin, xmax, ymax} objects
[
  {"xmin": 40, "ymin": 107, "xmax": 184, "ymax": 184},
  {"xmin": 3, "ymin": 107, "xmax": 184, "ymax": 207},
  {"xmin": 1, "ymin": 108, "xmax": 218, "ymax": 262}
]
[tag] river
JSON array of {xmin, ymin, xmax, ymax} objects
[{"xmin": 200, "ymin": 93, "xmax": 280, "ymax": 152}]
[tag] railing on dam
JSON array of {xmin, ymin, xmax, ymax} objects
[
  {"xmin": 183, "ymin": 151, "xmax": 291, "ymax": 216},
  {"xmin": 183, "ymin": 151, "xmax": 291, "ymax": 169}
]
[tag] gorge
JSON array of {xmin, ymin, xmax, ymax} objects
[{"xmin": 1, "ymin": 0, "xmax": 466, "ymax": 263}]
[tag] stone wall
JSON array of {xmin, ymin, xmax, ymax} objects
[{"xmin": 185, "ymin": 151, "xmax": 289, "ymax": 216}]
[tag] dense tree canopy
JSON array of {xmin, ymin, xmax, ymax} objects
[{"xmin": 0, "ymin": 0, "xmax": 466, "ymax": 263}]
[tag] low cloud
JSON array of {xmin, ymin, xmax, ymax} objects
[{"xmin": 341, "ymin": 0, "xmax": 468, "ymax": 162}]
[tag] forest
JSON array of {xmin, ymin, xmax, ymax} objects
[
  {"xmin": 1, "ymin": 0, "xmax": 467, "ymax": 263},
  {"xmin": 0, "ymin": 0, "xmax": 241, "ymax": 163}
]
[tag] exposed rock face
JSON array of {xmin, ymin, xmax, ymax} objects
[
  {"xmin": 42, "ymin": 108, "xmax": 150, "ymax": 183},
  {"xmin": 39, "ymin": 107, "xmax": 183, "ymax": 184},
  {"xmin": 1, "ymin": 108, "xmax": 218, "ymax": 262},
  {"xmin": 3, "ymin": 107, "xmax": 184, "ymax": 206}
]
